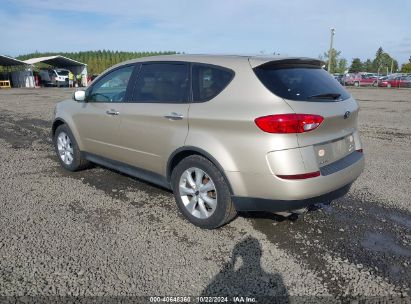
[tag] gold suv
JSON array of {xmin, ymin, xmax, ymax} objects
[{"xmin": 52, "ymin": 55, "xmax": 364, "ymax": 229}]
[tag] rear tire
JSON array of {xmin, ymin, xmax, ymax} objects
[
  {"xmin": 54, "ymin": 124, "xmax": 90, "ymax": 171},
  {"xmin": 387, "ymin": 83, "xmax": 392, "ymax": 88},
  {"xmin": 354, "ymin": 81, "xmax": 360, "ymax": 87},
  {"xmin": 171, "ymin": 155, "xmax": 237, "ymax": 229}
]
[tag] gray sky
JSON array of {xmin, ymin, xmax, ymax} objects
[{"xmin": 1, "ymin": 0, "xmax": 410, "ymax": 64}]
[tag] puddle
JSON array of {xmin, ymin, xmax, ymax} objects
[
  {"xmin": 0, "ymin": 113, "xmax": 50, "ymax": 149},
  {"xmin": 389, "ymin": 214, "xmax": 411, "ymax": 230},
  {"xmin": 249, "ymin": 194, "xmax": 411, "ymax": 289},
  {"xmin": 361, "ymin": 231, "xmax": 411, "ymax": 258}
]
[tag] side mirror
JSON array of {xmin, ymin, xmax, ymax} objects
[{"xmin": 73, "ymin": 90, "xmax": 86, "ymax": 102}]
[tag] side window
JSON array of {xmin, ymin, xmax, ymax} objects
[
  {"xmin": 87, "ymin": 65, "xmax": 134, "ymax": 102},
  {"xmin": 192, "ymin": 64, "xmax": 234, "ymax": 102},
  {"xmin": 131, "ymin": 63, "xmax": 189, "ymax": 103}
]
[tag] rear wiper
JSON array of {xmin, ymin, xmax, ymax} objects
[{"xmin": 308, "ymin": 93, "xmax": 341, "ymax": 100}]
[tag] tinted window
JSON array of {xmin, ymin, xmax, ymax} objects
[
  {"xmin": 131, "ymin": 63, "xmax": 189, "ymax": 103},
  {"xmin": 192, "ymin": 64, "xmax": 233, "ymax": 101},
  {"xmin": 88, "ymin": 65, "xmax": 134, "ymax": 102},
  {"xmin": 254, "ymin": 65, "xmax": 350, "ymax": 102}
]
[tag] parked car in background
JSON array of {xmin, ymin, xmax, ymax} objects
[
  {"xmin": 52, "ymin": 55, "xmax": 364, "ymax": 229},
  {"xmin": 333, "ymin": 73, "xmax": 344, "ymax": 85},
  {"xmin": 378, "ymin": 76, "xmax": 411, "ymax": 88},
  {"xmin": 54, "ymin": 69, "xmax": 70, "ymax": 87},
  {"xmin": 344, "ymin": 73, "xmax": 378, "ymax": 87},
  {"xmin": 39, "ymin": 69, "xmax": 70, "ymax": 87},
  {"xmin": 87, "ymin": 74, "xmax": 99, "ymax": 85},
  {"xmin": 39, "ymin": 69, "xmax": 54, "ymax": 87},
  {"xmin": 364, "ymin": 73, "xmax": 378, "ymax": 78}
]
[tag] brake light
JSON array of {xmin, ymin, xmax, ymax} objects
[
  {"xmin": 255, "ymin": 114, "xmax": 324, "ymax": 133},
  {"xmin": 277, "ymin": 171, "xmax": 321, "ymax": 179}
]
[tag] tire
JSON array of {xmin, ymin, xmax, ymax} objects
[
  {"xmin": 54, "ymin": 124, "xmax": 90, "ymax": 171},
  {"xmin": 372, "ymin": 81, "xmax": 377, "ymax": 87},
  {"xmin": 387, "ymin": 83, "xmax": 391, "ymax": 88},
  {"xmin": 171, "ymin": 155, "xmax": 237, "ymax": 229},
  {"xmin": 354, "ymin": 81, "xmax": 360, "ymax": 87}
]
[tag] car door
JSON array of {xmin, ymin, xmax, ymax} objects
[
  {"xmin": 118, "ymin": 62, "xmax": 190, "ymax": 175},
  {"xmin": 72, "ymin": 64, "xmax": 135, "ymax": 161}
]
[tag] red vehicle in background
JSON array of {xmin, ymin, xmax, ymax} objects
[
  {"xmin": 344, "ymin": 73, "xmax": 378, "ymax": 87},
  {"xmin": 378, "ymin": 76, "xmax": 411, "ymax": 88}
]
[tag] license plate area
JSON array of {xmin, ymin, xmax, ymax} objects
[{"xmin": 314, "ymin": 134, "xmax": 355, "ymax": 167}]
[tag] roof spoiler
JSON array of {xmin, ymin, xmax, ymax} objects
[{"xmin": 249, "ymin": 57, "xmax": 324, "ymax": 69}]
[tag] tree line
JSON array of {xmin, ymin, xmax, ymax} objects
[
  {"xmin": 14, "ymin": 48, "xmax": 411, "ymax": 75},
  {"xmin": 16, "ymin": 50, "xmax": 177, "ymax": 74},
  {"xmin": 321, "ymin": 46, "xmax": 411, "ymax": 74}
]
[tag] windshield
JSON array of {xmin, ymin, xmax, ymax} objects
[
  {"xmin": 56, "ymin": 70, "xmax": 69, "ymax": 76},
  {"xmin": 254, "ymin": 65, "xmax": 350, "ymax": 102}
]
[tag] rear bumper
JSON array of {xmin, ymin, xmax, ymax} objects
[
  {"xmin": 226, "ymin": 150, "xmax": 364, "ymax": 198},
  {"xmin": 226, "ymin": 150, "xmax": 364, "ymax": 212},
  {"xmin": 232, "ymin": 182, "xmax": 352, "ymax": 212}
]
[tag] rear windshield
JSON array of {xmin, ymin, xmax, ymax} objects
[{"xmin": 254, "ymin": 65, "xmax": 350, "ymax": 102}]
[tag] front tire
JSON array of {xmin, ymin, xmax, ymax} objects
[
  {"xmin": 54, "ymin": 124, "xmax": 90, "ymax": 171},
  {"xmin": 171, "ymin": 155, "xmax": 237, "ymax": 229},
  {"xmin": 354, "ymin": 81, "xmax": 360, "ymax": 87}
]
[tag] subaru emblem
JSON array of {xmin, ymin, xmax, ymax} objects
[{"xmin": 344, "ymin": 111, "xmax": 351, "ymax": 119}]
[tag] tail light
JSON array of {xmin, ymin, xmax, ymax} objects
[
  {"xmin": 255, "ymin": 114, "xmax": 324, "ymax": 133},
  {"xmin": 277, "ymin": 171, "xmax": 321, "ymax": 180}
]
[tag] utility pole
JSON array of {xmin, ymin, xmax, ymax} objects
[{"xmin": 328, "ymin": 28, "xmax": 335, "ymax": 74}]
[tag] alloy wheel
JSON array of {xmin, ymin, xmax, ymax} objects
[
  {"xmin": 57, "ymin": 132, "xmax": 74, "ymax": 165},
  {"xmin": 178, "ymin": 167, "xmax": 217, "ymax": 219}
]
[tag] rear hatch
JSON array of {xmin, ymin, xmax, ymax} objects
[{"xmin": 251, "ymin": 58, "xmax": 360, "ymax": 165}]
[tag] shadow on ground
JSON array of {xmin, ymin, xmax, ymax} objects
[{"xmin": 201, "ymin": 236, "xmax": 289, "ymax": 303}]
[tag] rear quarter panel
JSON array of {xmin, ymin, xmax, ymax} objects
[{"xmin": 186, "ymin": 60, "xmax": 299, "ymax": 174}]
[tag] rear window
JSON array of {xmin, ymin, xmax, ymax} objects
[
  {"xmin": 192, "ymin": 64, "xmax": 234, "ymax": 102},
  {"xmin": 254, "ymin": 64, "xmax": 350, "ymax": 102}
]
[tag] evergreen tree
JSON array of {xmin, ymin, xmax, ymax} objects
[
  {"xmin": 364, "ymin": 59, "xmax": 374, "ymax": 72},
  {"xmin": 349, "ymin": 58, "xmax": 363, "ymax": 73},
  {"xmin": 372, "ymin": 47, "xmax": 398, "ymax": 74},
  {"xmin": 337, "ymin": 58, "xmax": 348, "ymax": 74},
  {"xmin": 16, "ymin": 50, "xmax": 177, "ymax": 74},
  {"xmin": 400, "ymin": 62, "xmax": 411, "ymax": 73},
  {"xmin": 323, "ymin": 48, "xmax": 341, "ymax": 73}
]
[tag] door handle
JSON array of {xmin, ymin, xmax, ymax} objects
[
  {"xmin": 106, "ymin": 109, "xmax": 120, "ymax": 116},
  {"xmin": 164, "ymin": 112, "xmax": 183, "ymax": 120}
]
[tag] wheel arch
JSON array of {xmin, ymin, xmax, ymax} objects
[
  {"xmin": 166, "ymin": 146, "xmax": 234, "ymax": 195},
  {"xmin": 51, "ymin": 118, "xmax": 66, "ymax": 137},
  {"xmin": 51, "ymin": 117, "xmax": 84, "ymax": 150}
]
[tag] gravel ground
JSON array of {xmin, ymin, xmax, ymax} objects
[{"xmin": 0, "ymin": 87, "xmax": 410, "ymax": 302}]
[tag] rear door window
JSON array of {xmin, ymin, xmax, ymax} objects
[
  {"xmin": 254, "ymin": 64, "xmax": 350, "ymax": 102},
  {"xmin": 192, "ymin": 64, "xmax": 234, "ymax": 102},
  {"xmin": 131, "ymin": 63, "xmax": 189, "ymax": 103}
]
